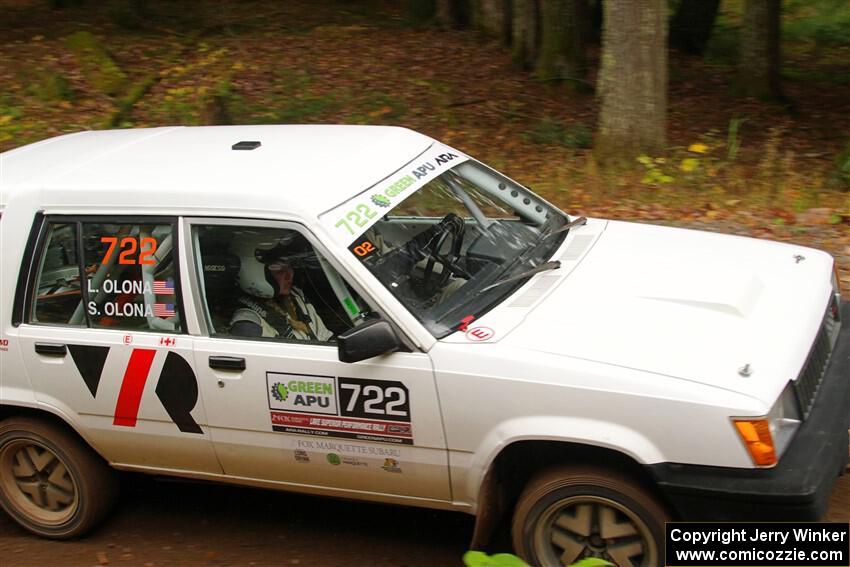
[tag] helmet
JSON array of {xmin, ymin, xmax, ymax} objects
[{"xmin": 229, "ymin": 231, "xmax": 297, "ymax": 298}]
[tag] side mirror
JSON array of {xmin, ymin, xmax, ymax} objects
[{"xmin": 337, "ymin": 318, "xmax": 401, "ymax": 363}]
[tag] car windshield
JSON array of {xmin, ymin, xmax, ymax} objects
[{"xmin": 343, "ymin": 158, "xmax": 570, "ymax": 338}]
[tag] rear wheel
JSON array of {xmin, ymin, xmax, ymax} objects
[
  {"xmin": 0, "ymin": 417, "xmax": 118, "ymax": 539},
  {"xmin": 512, "ymin": 465, "xmax": 668, "ymax": 567}
]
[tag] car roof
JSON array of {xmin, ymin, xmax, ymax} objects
[{"xmin": 0, "ymin": 125, "xmax": 434, "ymax": 220}]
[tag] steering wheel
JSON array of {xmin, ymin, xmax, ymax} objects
[{"xmin": 419, "ymin": 213, "xmax": 467, "ymax": 294}]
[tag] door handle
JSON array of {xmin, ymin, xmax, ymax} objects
[
  {"xmin": 209, "ymin": 356, "xmax": 246, "ymax": 371},
  {"xmin": 35, "ymin": 342, "xmax": 67, "ymax": 356}
]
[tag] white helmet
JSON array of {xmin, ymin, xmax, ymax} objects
[{"xmin": 229, "ymin": 231, "xmax": 297, "ymax": 298}]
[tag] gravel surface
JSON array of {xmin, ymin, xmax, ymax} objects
[{"xmin": 1, "ymin": 471, "xmax": 848, "ymax": 567}]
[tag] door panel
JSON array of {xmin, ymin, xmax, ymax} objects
[
  {"xmin": 18, "ymin": 326, "xmax": 221, "ymax": 474},
  {"xmin": 193, "ymin": 337, "xmax": 451, "ymax": 500},
  {"xmin": 17, "ymin": 216, "xmax": 220, "ymax": 474}
]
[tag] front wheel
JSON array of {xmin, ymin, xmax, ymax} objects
[
  {"xmin": 512, "ymin": 465, "xmax": 669, "ymax": 567},
  {"xmin": 0, "ymin": 417, "xmax": 118, "ymax": 539}
]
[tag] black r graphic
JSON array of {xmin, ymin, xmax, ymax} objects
[{"xmin": 155, "ymin": 352, "xmax": 202, "ymax": 434}]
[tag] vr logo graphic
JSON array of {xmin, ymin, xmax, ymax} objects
[{"xmin": 68, "ymin": 345, "xmax": 202, "ymax": 434}]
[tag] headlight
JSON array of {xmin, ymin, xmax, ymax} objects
[{"xmin": 732, "ymin": 382, "xmax": 801, "ymax": 467}]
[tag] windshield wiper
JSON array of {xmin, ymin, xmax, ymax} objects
[
  {"xmin": 541, "ymin": 215, "xmax": 587, "ymax": 241},
  {"xmin": 480, "ymin": 260, "xmax": 561, "ymax": 292}
]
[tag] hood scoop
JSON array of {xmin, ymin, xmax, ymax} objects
[{"xmin": 635, "ymin": 271, "xmax": 765, "ymax": 319}]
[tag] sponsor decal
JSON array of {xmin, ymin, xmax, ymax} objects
[
  {"xmin": 67, "ymin": 345, "xmax": 202, "ymax": 434},
  {"xmin": 0, "ymin": 338, "xmax": 8, "ymax": 352},
  {"xmin": 320, "ymin": 143, "xmax": 469, "ymax": 245},
  {"xmin": 268, "ymin": 376, "xmax": 413, "ymax": 444},
  {"xmin": 465, "ymin": 326, "xmax": 495, "ymax": 342},
  {"xmin": 325, "ymin": 453, "xmax": 366, "ymax": 468},
  {"xmin": 294, "ymin": 449, "xmax": 310, "ymax": 464},
  {"xmin": 271, "ymin": 412, "xmax": 413, "ymax": 445},
  {"xmin": 159, "ymin": 337, "xmax": 176, "ymax": 347},
  {"xmin": 293, "ymin": 439, "xmax": 402, "ymax": 458},
  {"xmin": 381, "ymin": 458, "xmax": 402, "ymax": 473},
  {"xmin": 267, "ymin": 372, "xmax": 338, "ymax": 415}
]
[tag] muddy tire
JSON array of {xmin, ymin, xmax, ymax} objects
[
  {"xmin": 512, "ymin": 465, "xmax": 669, "ymax": 567},
  {"xmin": 0, "ymin": 417, "xmax": 118, "ymax": 539}
]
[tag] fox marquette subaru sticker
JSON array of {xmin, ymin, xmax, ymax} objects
[{"xmin": 266, "ymin": 372, "xmax": 414, "ymax": 444}]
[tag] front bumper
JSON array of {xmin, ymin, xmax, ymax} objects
[{"xmin": 649, "ymin": 301, "xmax": 850, "ymax": 521}]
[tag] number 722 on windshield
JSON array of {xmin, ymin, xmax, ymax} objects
[{"xmin": 334, "ymin": 204, "xmax": 377, "ymax": 235}]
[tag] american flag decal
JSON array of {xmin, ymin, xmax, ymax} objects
[
  {"xmin": 154, "ymin": 303, "xmax": 175, "ymax": 317},
  {"xmin": 154, "ymin": 279, "xmax": 175, "ymax": 295}
]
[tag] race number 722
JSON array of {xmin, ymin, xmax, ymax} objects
[
  {"xmin": 338, "ymin": 378, "xmax": 411, "ymax": 422},
  {"xmin": 334, "ymin": 204, "xmax": 377, "ymax": 235},
  {"xmin": 101, "ymin": 236, "xmax": 157, "ymax": 265}
]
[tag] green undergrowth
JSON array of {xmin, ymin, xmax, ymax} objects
[
  {"xmin": 235, "ymin": 69, "xmax": 341, "ymax": 124},
  {"xmin": 66, "ymin": 31, "xmax": 127, "ymax": 96},
  {"xmin": 526, "ymin": 117, "xmax": 592, "ymax": 148}
]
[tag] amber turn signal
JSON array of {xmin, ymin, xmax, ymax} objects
[{"xmin": 733, "ymin": 419, "xmax": 777, "ymax": 467}]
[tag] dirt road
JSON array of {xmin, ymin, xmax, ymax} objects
[{"xmin": 1, "ymin": 472, "xmax": 848, "ymax": 567}]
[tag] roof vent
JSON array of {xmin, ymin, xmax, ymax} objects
[{"xmin": 232, "ymin": 141, "xmax": 261, "ymax": 151}]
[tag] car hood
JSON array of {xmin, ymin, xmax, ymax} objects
[{"xmin": 489, "ymin": 221, "xmax": 834, "ymax": 405}]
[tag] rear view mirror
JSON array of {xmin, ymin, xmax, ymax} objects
[{"xmin": 337, "ymin": 318, "xmax": 401, "ymax": 363}]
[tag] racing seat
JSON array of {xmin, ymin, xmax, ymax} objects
[{"xmin": 199, "ymin": 253, "xmax": 240, "ymax": 334}]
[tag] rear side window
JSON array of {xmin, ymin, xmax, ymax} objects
[
  {"xmin": 32, "ymin": 223, "xmax": 81, "ymax": 324},
  {"xmin": 29, "ymin": 219, "xmax": 182, "ymax": 332}
]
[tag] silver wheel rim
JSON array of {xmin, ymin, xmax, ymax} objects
[
  {"xmin": 532, "ymin": 495, "xmax": 657, "ymax": 567},
  {"xmin": 0, "ymin": 439, "xmax": 79, "ymax": 526}
]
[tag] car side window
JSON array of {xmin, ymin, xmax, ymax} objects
[
  {"xmin": 82, "ymin": 222, "xmax": 181, "ymax": 332},
  {"xmin": 32, "ymin": 223, "xmax": 82, "ymax": 325},
  {"xmin": 29, "ymin": 219, "xmax": 182, "ymax": 332},
  {"xmin": 193, "ymin": 224, "xmax": 366, "ymax": 343}
]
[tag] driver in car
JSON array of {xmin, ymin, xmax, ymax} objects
[{"xmin": 229, "ymin": 235, "xmax": 333, "ymax": 341}]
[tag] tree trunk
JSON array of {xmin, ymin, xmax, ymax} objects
[
  {"xmin": 436, "ymin": 0, "xmax": 471, "ymax": 29},
  {"xmin": 669, "ymin": 0, "xmax": 720, "ymax": 55},
  {"xmin": 535, "ymin": 0, "xmax": 587, "ymax": 90},
  {"xmin": 473, "ymin": 0, "xmax": 512, "ymax": 44},
  {"xmin": 588, "ymin": 0, "xmax": 602, "ymax": 43},
  {"xmin": 595, "ymin": 0, "xmax": 668, "ymax": 164},
  {"xmin": 739, "ymin": 0, "xmax": 782, "ymax": 100},
  {"xmin": 511, "ymin": 0, "xmax": 539, "ymax": 69}
]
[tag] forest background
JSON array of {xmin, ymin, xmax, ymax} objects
[{"xmin": 1, "ymin": 0, "xmax": 848, "ymax": 290}]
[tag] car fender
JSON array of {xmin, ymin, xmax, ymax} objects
[
  {"xmin": 0, "ymin": 395, "xmax": 106, "ymax": 461},
  {"xmin": 466, "ymin": 415, "xmax": 664, "ymax": 509}
]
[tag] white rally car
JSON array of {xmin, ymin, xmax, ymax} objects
[{"xmin": 0, "ymin": 126, "xmax": 847, "ymax": 567}]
